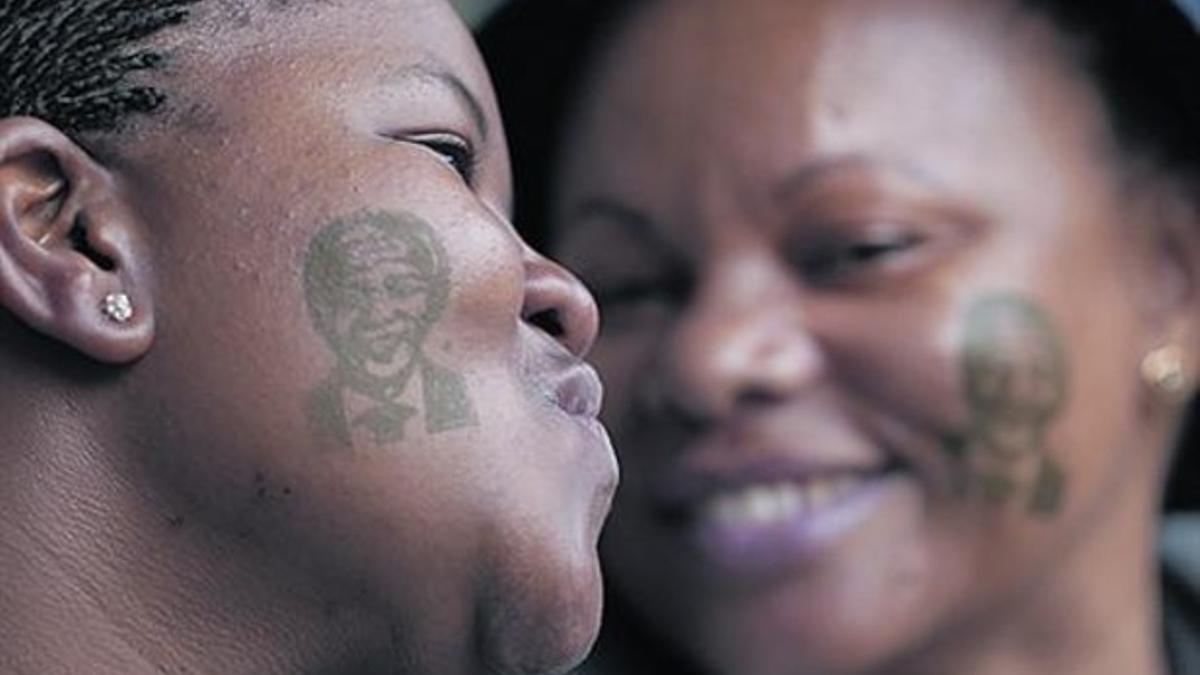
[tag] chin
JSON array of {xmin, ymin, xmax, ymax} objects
[
  {"xmin": 478, "ymin": 549, "xmax": 605, "ymax": 675},
  {"xmin": 682, "ymin": 572, "xmax": 943, "ymax": 675}
]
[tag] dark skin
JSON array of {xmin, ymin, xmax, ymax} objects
[
  {"xmin": 303, "ymin": 210, "xmax": 478, "ymax": 446},
  {"xmin": 551, "ymin": 0, "xmax": 1200, "ymax": 674},
  {"xmin": 0, "ymin": 1, "xmax": 616, "ymax": 673}
]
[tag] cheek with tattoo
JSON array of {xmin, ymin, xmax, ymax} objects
[
  {"xmin": 302, "ymin": 210, "xmax": 479, "ymax": 449},
  {"xmin": 941, "ymin": 295, "xmax": 1069, "ymax": 516}
]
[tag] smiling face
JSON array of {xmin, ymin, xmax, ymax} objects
[
  {"xmin": 307, "ymin": 212, "xmax": 449, "ymax": 383},
  {"xmin": 107, "ymin": 1, "xmax": 615, "ymax": 672},
  {"xmin": 342, "ymin": 260, "xmax": 427, "ymax": 378},
  {"xmin": 552, "ymin": 0, "xmax": 1193, "ymax": 672}
]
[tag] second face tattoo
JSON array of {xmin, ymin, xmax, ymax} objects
[
  {"xmin": 942, "ymin": 294, "xmax": 1069, "ymax": 516},
  {"xmin": 303, "ymin": 210, "xmax": 478, "ymax": 449}
]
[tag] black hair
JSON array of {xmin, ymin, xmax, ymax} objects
[
  {"xmin": 1, "ymin": 0, "xmax": 202, "ymax": 138},
  {"xmin": 479, "ymin": 0, "xmax": 1200, "ymax": 507},
  {"xmin": 1022, "ymin": 0, "xmax": 1199, "ymax": 186}
]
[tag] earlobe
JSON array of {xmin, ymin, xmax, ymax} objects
[{"xmin": 0, "ymin": 117, "xmax": 153, "ymax": 364}]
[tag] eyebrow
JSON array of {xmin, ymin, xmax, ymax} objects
[
  {"xmin": 566, "ymin": 198, "xmax": 684, "ymax": 260},
  {"xmin": 382, "ymin": 61, "xmax": 490, "ymax": 142},
  {"xmin": 771, "ymin": 154, "xmax": 945, "ymax": 201}
]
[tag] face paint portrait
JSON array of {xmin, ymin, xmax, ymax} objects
[
  {"xmin": 945, "ymin": 295, "xmax": 1068, "ymax": 514},
  {"xmin": 304, "ymin": 210, "xmax": 477, "ymax": 447}
]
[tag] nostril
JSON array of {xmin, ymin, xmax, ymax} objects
[
  {"xmin": 733, "ymin": 387, "xmax": 781, "ymax": 409},
  {"xmin": 521, "ymin": 253, "xmax": 599, "ymax": 357},
  {"xmin": 526, "ymin": 307, "xmax": 566, "ymax": 339}
]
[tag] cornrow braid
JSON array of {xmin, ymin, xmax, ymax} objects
[{"xmin": 1, "ymin": 0, "xmax": 203, "ymax": 137}]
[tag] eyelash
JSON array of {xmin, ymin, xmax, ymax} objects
[
  {"xmin": 800, "ymin": 231, "xmax": 926, "ymax": 283},
  {"xmin": 382, "ymin": 131, "xmax": 478, "ymax": 186},
  {"xmin": 418, "ymin": 135, "xmax": 477, "ymax": 185}
]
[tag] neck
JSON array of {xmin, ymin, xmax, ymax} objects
[
  {"xmin": 885, "ymin": 457, "xmax": 1166, "ymax": 675},
  {"xmin": 0, "ymin": 388, "xmax": 477, "ymax": 675}
]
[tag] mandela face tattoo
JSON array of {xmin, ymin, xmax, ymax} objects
[
  {"xmin": 942, "ymin": 295, "xmax": 1069, "ymax": 516},
  {"xmin": 303, "ymin": 211, "xmax": 478, "ymax": 448}
]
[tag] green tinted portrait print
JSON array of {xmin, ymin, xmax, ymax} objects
[
  {"xmin": 942, "ymin": 295, "xmax": 1069, "ymax": 516},
  {"xmin": 303, "ymin": 210, "xmax": 478, "ymax": 448}
]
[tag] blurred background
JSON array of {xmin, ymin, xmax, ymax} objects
[
  {"xmin": 453, "ymin": 0, "xmax": 1200, "ymax": 28},
  {"xmin": 452, "ymin": 0, "xmax": 507, "ymax": 27}
]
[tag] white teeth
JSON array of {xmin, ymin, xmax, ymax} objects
[
  {"xmin": 804, "ymin": 482, "xmax": 831, "ymax": 510},
  {"xmin": 747, "ymin": 487, "xmax": 778, "ymax": 522},
  {"xmin": 777, "ymin": 485, "xmax": 802, "ymax": 514},
  {"xmin": 701, "ymin": 476, "xmax": 865, "ymax": 527}
]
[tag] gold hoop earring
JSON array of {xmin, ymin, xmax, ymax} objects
[{"xmin": 1141, "ymin": 345, "xmax": 1191, "ymax": 401}]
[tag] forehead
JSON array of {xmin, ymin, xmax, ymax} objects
[
  {"xmin": 160, "ymin": 0, "xmax": 492, "ymax": 133},
  {"xmin": 125, "ymin": 0, "xmax": 510, "ymax": 224},
  {"xmin": 181, "ymin": 0, "xmax": 478, "ymax": 63},
  {"xmin": 565, "ymin": 0, "xmax": 1110, "ymax": 213},
  {"xmin": 584, "ymin": 0, "xmax": 1059, "ymax": 131}
]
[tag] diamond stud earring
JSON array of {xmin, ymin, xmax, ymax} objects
[{"xmin": 101, "ymin": 292, "xmax": 133, "ymax": 324}]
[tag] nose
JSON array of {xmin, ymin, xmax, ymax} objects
[
  {"xmin": 521, "ymin": 246, "xmax": 600, "ymax": 358},
  {"xmin": 663, "ymin": 265, "xmax": 823, "ymax": 420}
]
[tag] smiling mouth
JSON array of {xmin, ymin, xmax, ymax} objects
[
  {"xmin": 696, "ymin": 471, "xmax": 881, "ymax": 528},
  {"xmin": 659, "ymin": 458, "xmax": 902, "ymax": 522},
  {"xmin": 370, "ymin": 334, "xmax": 402, "ymax": 352},
  {"xmin": 652, "ymin": 455, "xmax": 908, "ymax": 575}
]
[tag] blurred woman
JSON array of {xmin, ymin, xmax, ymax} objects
[{"xmin": 483, "ymin": 1, "xmax": 1200, "ymax": 673}]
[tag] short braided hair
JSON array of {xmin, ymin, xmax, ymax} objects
[{"xmin": 1, "ymin": 0, "xmax": 203, "ymax": 137}]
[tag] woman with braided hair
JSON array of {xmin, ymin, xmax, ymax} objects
[
  {"xmin": 0, "ymin": 1, "xmax": 617, "ymax": 673},
  {"xmin": 481, "ymin": 0, "xmax": 1200, "ymax": 673}
]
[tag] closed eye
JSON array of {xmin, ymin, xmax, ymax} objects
[
  {"xmin": 381, "ymin": 131, "xmax": 478, "ymax": 186},
  {"xmin": 416, "ymin": 134, "xmax": 477, "ymax": 185},
  {"xmin": 801, "ymin": 231, "xmax": 926, "ymax": 283}
]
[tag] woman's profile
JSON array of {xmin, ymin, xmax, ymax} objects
[{"xmin": 0, "ymin": 1, "xmax": 616, "ymax": 673}]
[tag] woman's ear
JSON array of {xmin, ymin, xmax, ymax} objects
[
  {"xmin": 1140, "ymin": 181, "xmax": 1200, "ymax": 388},
  {"xmin": 0, "ymin": 117, "xmax": 154, "ymax": 364}
]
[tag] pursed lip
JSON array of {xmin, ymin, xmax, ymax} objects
[
  {"xmin": 551, "ymin": 362, "xmax": 605, "ymax": 420},
  {"xmin": 549, "ymin": 361, "xmax": 619, "ymax": 542}
]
